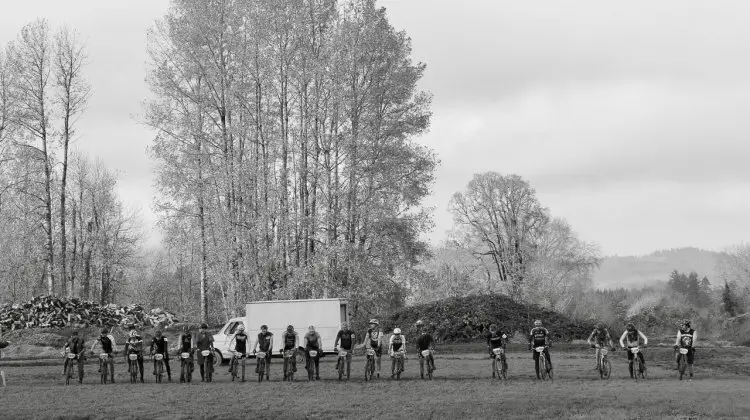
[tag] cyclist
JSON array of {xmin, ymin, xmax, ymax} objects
[
  {"xmin": 253, "ymin": 324, "xmax": 273, "ymax": 379},
  {"xmin": 674, "ymin": 319, "xmax": 697, "ymax": 380},
  {"xmin": 334, "ymin": 322, "xmax": 355, "ymax": 376},
  {"xmin": 63, "ymin": 330, "xmax": 86, "ymax": 381},
  {"xmin": 177, "ymin": 325, "xmax": 194, "ymax": 382},
  {"xmin": 528, "ymin": 319, "xmax": 553, "ymax": 379},
  {"xmin": 486, "ymin": 323, "xmax": 507, "ymax": 378},
  {"xmin": 89, "ymin": 328, "xmax": 117, "ymax": 382},
  {"xmin": 619, "ymin": 322, "xmax": 648, "ymax": 378},
  {"xmin": 124, "ymin": 326, "xmax": 145, "ymax": 383},
  {"xmin": 281, "ymin": 325, "xmax": 299, "ymax": 376},
  {"xmin": 227, "ymin": 324, "xmax": 248, "ymax": 375},
  {"xmin": 587, "ymin": 323, "xmax": 615, "ymax": 371},
  {"xmin": 304, "ymin": 325, "xmax": 323, "ymax": 380},
  {"xmin": 415, "ymin": 320, "xmax": 436, "ymax": 376},
  {"xmin": 149, "ymin": 329, "xmax": 172, "ymax": 381},
  {"xmin": 388, "ymin": 327, "xmax": 407, "ymax": 378},
  {"xmin": 360, "ymin": 318, "xmax": 385, "ymax": 378},
  {"xmin": 195, "ymin": 323, "xmax": 215, "ymax": 382}
]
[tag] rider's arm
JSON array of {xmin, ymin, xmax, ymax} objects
[
  {"xmin": 638, "ymin": 331, "xmax": 648, "ymax": 346},
  {"xmin": 334, "ymin": 331, "xmax": 341, "ymax": 349},
  {"xmin": 674, "ymin": 330, "xmax": 682, "ymax": 346},
  {"xmin": 89, "ymin": 339, "xmax": 99, "ymax": 354},
  {"xmin": 692, "ymin": 331, "xmax": 697, "ymax": 347},
  {"xmin": 252, "ymin": 336, "xmax": 259, "ymax": 353},
  {"xmin": 303, "ymin": 334, "xmax": 309, "ymax": 348},
  {"xmin": 294, "ymin": 333, "xmax": 299, "ymax": 349},
  {"xmin": 544, "ymin": 328, "xmax": 551, "ymax": 346},
  {"xmin": 619, "ymin": 331, "xmax": 627, "ymax": 348},
  {"xmin": 586, "ymin": 330, "xmax": 595, "ymax": 345},
  {"xmin": 228, "ymin": 334, "xmax": 236, "ymax": 351}
]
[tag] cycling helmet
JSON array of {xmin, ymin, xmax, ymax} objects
[
  {"xmin": 287, "ymin": 325, "xmax": 294, "ymax": 331},
  {"xmin": 129, "ymin": 330, "xmax": 138, "ymax": 338},
  {"xmin": 534, "ymin": 320, "xmax": 542, "ymax": 327},
  {"xmin": 682, "ymin": 319, "xmax": 691, "ymax": 328},
  {"xmin": 237, "ymin": 325, "xmax": 245, "ymax": 332},
  {"xmin": 200, "ymin": 323, "xmax": 208, "ymax": 329},
  {"xmin": 369, "ymin": 319, "xmax": 379, "ymax": 325},
  {"xmin": 595, "ymin": 323, "xmax": 603, "ymax": 330},
  {"xmin": 308, "ymin": 325, "xmax": 316, "ymax": 331},
  {"xmin": 393, "ymin": 328, "xmax": 402, "ymax": 334},
  {"xmin": 101, "ymin": 328, "xmax": 109, "ymax": 334},
  {"xmin": 489, "ymin": 324, "xmax": 497, "ymax": 331},
  {"xmin": 626, "ymin": 323, "xmax": 635, "ymax": 331}
]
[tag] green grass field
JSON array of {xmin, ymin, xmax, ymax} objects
[{"xmin": 1, "ymin": 345, "xmax": 749, "ymax": 419}]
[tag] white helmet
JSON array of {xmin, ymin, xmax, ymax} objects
[{"xmin": 393, "ymin": 328, "xmax": 401, "ymax": 334}]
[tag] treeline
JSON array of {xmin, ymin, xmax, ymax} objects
[
  {"xmin": 144, "ymin": 0, "xmax": 435, "ymax": 323},
  {"xmin": 0, "ymin": 20, "xmax": 140, "ymax": 305}
]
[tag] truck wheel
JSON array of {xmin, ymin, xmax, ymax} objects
[{"xmin": 213, "ymin": 349, "xmax": 224, "ymax": 366}]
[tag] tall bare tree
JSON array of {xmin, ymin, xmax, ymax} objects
[{"xmin": 54, "ymin": 27, "xmax": 91, "ymax": 296}]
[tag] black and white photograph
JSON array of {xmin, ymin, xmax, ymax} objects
[{"xmin": 1, "ymin": 0, "xmax": 749, "ymax": 418}]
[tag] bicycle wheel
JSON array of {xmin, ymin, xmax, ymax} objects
[
  {"xmin": 157, "ymin": 361, "xmax": 163, "ymax": 383},
  {"xmin": 603, "ymin": 358, "xmax": 611, "ymax": 380},
  {"xmin": 182, "ymin": 361, "xmax": 189, "ymax": 383},
  {"xmin": 241, "ymin": 358, "xmax": 246, "ymax": 382},
  {"xmin": 338, "ymin": 357, "xmax": 344, "ymax": 381},
  {"xmin": 540, "ymin": 357, "xmax": 548, "ymax": 381},
  {"xmin": 231, "ymin": 358, "xmax": 237, "ymax": 382},
  {"xmin": 365, "ymin": 357, "xmax": 372, "ymax": 381},
  {"xmin": 130, "ymin": 361, "xmax": 137, "ymax": 383},
  {"xmin": 500, "ymin": 355, "xmax": 507, "ymax": 380},
  {"xmin": 65, "ymin": 363, "xmax": 72, "ymax": 385},
  {"xmin": 678, "ymin": 355, "xmax": 687, "ymax": 380},
  {"xmin": 257, "ymin": 359, "xmax": 264, "ymax": 383},
  {"xmin": 428, "ymin": 357, "xmax": 434, "ymax": 380},
  {"xmin": 634, "ymin": 358, "xmax": 643, "ymax": 380}
]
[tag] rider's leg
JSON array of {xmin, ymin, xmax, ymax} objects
[
  {"xmin": 638, "ymin": 352, "xmax": 646, "ymax": 368},
  {"xmin": 109, "ymin": 356, "xmax": 115, "ymax": 382},
  {"xmin": 595, "ymin": 347, "xmax": 601, "ymax": 369},
  {"xmin": 165, "ymin": 356, "xmax": 172, "ymax": 380},
  {"xmin": 376, "ymin": 353, "xmax": 381, "ymax": 377},
  {"xmin": 627, "ymin": 350, "xmax": 634, "ymax": 377},
  {"xmin": 544, "ymin": 349, "xmax": 553, "ymax": 371},
  {"xmin": 533, "ymin": 351, "xmax": 540, "ymax": 378},
  {"xmin": 687, "ymin": 348, "xmax": 695, "ymax": 377},
  {"xmin": 153, "ymin": 359, "xmax": 158, "ymax": 375},
  {"xmin": 391, "ymin": 357, "xmax": 396, "ymax": 376},
  {"xmin": 314, "ymin": 355, "xmax": 320, "ymax": 379},
  {"xmin": 346, "ymin": 353, "xmax": 351, "ymax": 377}
]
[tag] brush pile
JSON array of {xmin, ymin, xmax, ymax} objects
[{"xmin": 0, "ymin": 295, "xmax": 178, "ymax": 331}]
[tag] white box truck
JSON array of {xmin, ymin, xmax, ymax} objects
[{"xmin": 212, "ymin": 298, "xmax": 349, "ymax": 363}]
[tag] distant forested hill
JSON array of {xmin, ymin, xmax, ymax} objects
[{"xmin": 592, "ymin": 247, "xmax": 725, "ymax": 289}]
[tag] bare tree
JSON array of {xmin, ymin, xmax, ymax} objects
[
  {"xmin": 54, "ymin": 27, "xmax": 91, "ymax": 296},
  {"xmin": 449, "ymin": 172, "xmax": 549, "ymax": 301}
]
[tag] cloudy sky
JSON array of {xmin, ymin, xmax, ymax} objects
[{"xmin": 2, "ymin": 0, "xmax": 749, "ymax": 256}]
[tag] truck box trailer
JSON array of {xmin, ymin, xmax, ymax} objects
[{"xmin": 212, "ymin": 298, "xmax": 349, "ymax": 363}]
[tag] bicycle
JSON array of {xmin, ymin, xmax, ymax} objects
[
  {"xmin": 230, "ymin": 351, "xmax": 246, "ymax": 382},
  {"xmin": 98, "ymin": 353, "xmax": 112, "ymax": 384},
  {"xmin": 306, "ymin": 349, "xmax": 319, "ymax": 381},
  {"xmin": 420, "ymin": 349, "xmax": 435, "ymax": 380},
  {"xmin": 391, "ymin": 350, "xmax": 405, "ymax": 380},
  {"xmin": 336, "ymin": 348, "xmax": 350, "ymax": 381},
  {"xmin": 64, "ymin": 352, "xmax": 83, "ymax": 385},
  {"xmin": 255, "ymin": 351, "xmax": 267, "ymax": 382},
  {"xmin": 677, "ymin": 347, "xmax": 689, "ymax": 380},
  {"xmin": 282, "ymin": 349, "xmax": 296, "ymax": 382},
  {"xmin": 180, "ymin": 351, "xmax": 193, "ymax": 383},
  {"xmin": 127, "ymin": 352, "xmax": 140, "ymax": 383},
  {"xmin": 630, "ymin": 347, "xmax": 646, "ymax": 380},
  {"xmin": 201, "ymin": 350, "xmax": 213, "ymax": 382},
  {"xmin": 535, "ymin": 346, "xmax": 553, "ymax": 381},
  {"xmin": 364, "ymin": 348, "xmax": 377, "ymax": 381},
  {"xmin": 595, "ymin": 345, "xmax": 612, "ymax": 380},
  {"xmin": 491, "ymin": 347, "xmax": 507, "ymax": 380},
  {"xmin": 153, "ymin": 353, "xmax": 165, "ymax": 383}
]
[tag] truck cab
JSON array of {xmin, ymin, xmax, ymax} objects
[{"xmin": 212, "ymin": 298, "xmax": 349, "ymax": 363}]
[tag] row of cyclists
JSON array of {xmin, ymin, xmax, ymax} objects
[{"xmin": 62, "ymin": 317, "xmax": 698, "ymax": 383}]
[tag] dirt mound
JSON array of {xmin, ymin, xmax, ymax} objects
[{"xmin": 383, "ymin": 294, "xmax": 595, "ymax": 343}]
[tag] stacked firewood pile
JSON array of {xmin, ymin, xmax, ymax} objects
[{"xmin": 0, "ymin": 296, "xmax": 178, "ymax": 331}]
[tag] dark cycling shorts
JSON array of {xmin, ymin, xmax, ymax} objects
[{"xmin": 678, "ymin": 347, "xmax": 695, "ymax": 364}]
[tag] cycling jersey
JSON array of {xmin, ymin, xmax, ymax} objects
[
  {"xmin": 66, "ymin": 337, "xmax": 84, "ymax": 354},
  {"xmin": 366, "ymin": 329, "xmax": 383, "ymax": 349},
  {"xmin": 282, "ymin": 331, "xmax": 298, "ymax": 350},
  {"xmin": 196, "ymin": 332, "xmax": 213, "ymax": 351},
  {"xmin": 390, "ymin": 334, "xmax": 405, "ymax": 352},
  {"xmin": 151, "ymin": 337, "xmax": 169, "ymax": 354},
  {"xmin": 416, "ymin": 333, "xmax": 433, "ymax": 352},
  {"xmin": 336, "ymin": 330, "xmax": 355, "ymax": 350},
  {"xmin": 677, "ymin": 328, "xmax": 696, "ymax": 348},
  {"xmin": 588, "ymin": 329, "xmax": 612, "ymax": 346},
  {"xmin": 257, "ymin": 332, "xmax": 273, "ymax": 352},
  {"xmin": 529, "ymin": 327, "xmax": 549, "ymax": 347},
  {"xmin": 232, "ymin": 333, "xmax": 248, "ymax": 353},
  {"xmin": 305, "ymin": 332, "xmax": 321, "ymax": 349},
  {"xmin": 96, "ymin": 335, "xmax": 115, "ymax": 354},
  {"xmin": 486, "ymin": 331, "xmax": 506, "ymax": 349},
  {"xmin": 620, "ymin": 329, "xmax": 648, "ymax": 348},
  {"xmin": 179, "ymin": 333, "xmax": 193, "ymax": 352}
]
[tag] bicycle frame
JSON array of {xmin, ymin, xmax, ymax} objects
[
  {"xmin": 201, "ymin": 350, "xmax": 212, "ymax": 382},
  {"xmin": 535, "ymin": 346, "xmax": 552, "ymax": 381},
  {"xmin": 154, "ymin": 353, "xmax": 165, "ymax": 383},
  {"xmin": 365, "ymin": 348, "xmax": 376, "ymax": 381},
  {"xmin": 492, "ymin": 347, "xmax": 506, "ymax": 380},
  {"xmin": 128, "ymin": 353, "xmax": 139, "ymax": 383},
  {"xmin": 180, "ymin": 352, "xmax": 192, "ymax": 383},
  {"xmin": 337, "ymin": 349, "xmax": 350, "ymax": 380},
  {"xmin": 283, "ymin": 349, "xmax": 295, "ymax": 382},
  {"xmin": 99, "ymin": 353, "xmax": 111, "ymax": 384}
]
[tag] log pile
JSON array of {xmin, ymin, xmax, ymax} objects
[{"xmin": 0, "ymin": 296, "xmax": 178, "ymax": 331}]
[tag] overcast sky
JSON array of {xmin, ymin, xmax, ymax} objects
[{"xmin": 2, "ymin": 0, "xmax": 749, "ymax": 256}]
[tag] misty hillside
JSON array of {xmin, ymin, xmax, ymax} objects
[{"xmin": 592, "ymin": 247, "xmax": 725, "ymax": 290}]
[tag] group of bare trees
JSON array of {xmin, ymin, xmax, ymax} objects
[
  {"xmin": 0, "ymin": 20, "xmax": 140, "ymax": 304},
  {"xmin": 145, "ymin": 0, "xmax": 435, "ymax": 323},
  {"xmin": 422, "ymin": 172, "xmax": 601, "ymax": 310}
]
